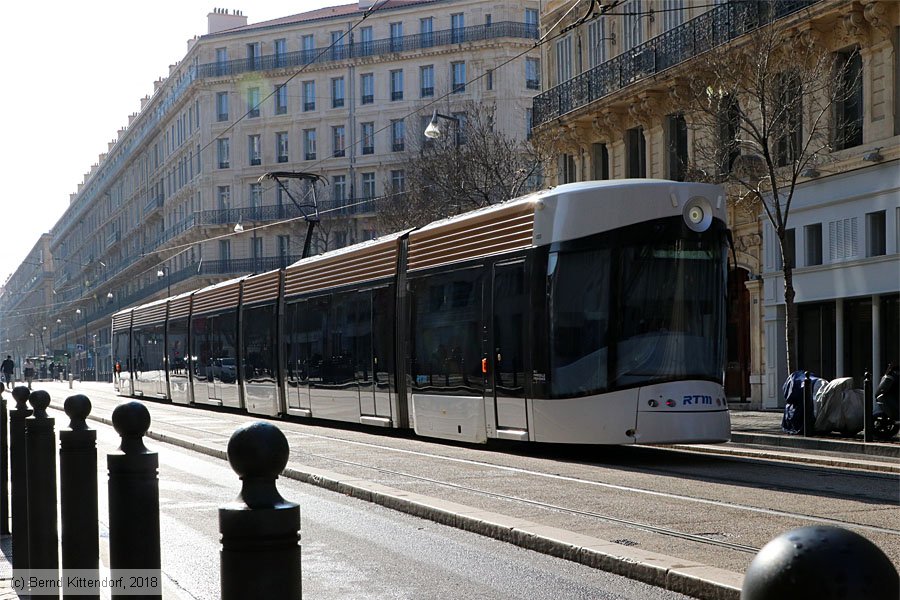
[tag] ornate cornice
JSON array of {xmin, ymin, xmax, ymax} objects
[
  {"xmin": 592, "ymin": 109, "xmax": 627, "ymax": 142},
  {"xmin": 861, "ymin": 0, "xmax": 895, "ymax": 43}
]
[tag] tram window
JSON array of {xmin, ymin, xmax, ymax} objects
[
  {"xmin": 329, "ymin": 291, "xmax": 372, "ymax": 387},
  {"xmin": 410, "ymin": 269, "xmax": 483, "ymax": 394},
  {"xmin": 167, "ymin": 317, "xmax": 189, "ymax": 376},
  {"xmin": 285, "ymin": 296, "xmax": 329, "ymax": 386},
  {"xmin": 372, "ymin": 287, "xmax": 395, "ymax": 394},
  {"xmin": 113, "ymin": 331, "xmax": 130, "ymax": 373},
  {"xmin": 549, "ymin": 249, "xmax": 610, "ymax": 397},
  {"xmin": 614, "ymin": 241, "xmax": 725, "ymax": 385},
  {"xmin": 243, "ymin": 304, "xmax": 277, "ymax": 382}
]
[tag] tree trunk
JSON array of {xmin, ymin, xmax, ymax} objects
[{"xmin": 782, "ymin": 262, "xmax": 798, "ymax": 376}]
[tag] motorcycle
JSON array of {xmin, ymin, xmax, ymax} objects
[{"xmin": 873, "ymin": 364, "xmax": 899, "ymax": 441}]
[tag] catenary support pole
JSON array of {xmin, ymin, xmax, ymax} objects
[
  {"xmin": 220, "ymin": 421, "xmax": 301, "ymax": 600},
  {"xmin": 107, "ymin": 401, "xmax": 161, "ymax": 600},
  {"xmin": 60, "ymin": 394, "xmax": 99, "ymax": 600}
]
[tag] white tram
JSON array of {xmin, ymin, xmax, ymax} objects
[{"xmin": 113, "ymin": 180, "xmax": 731, "ymax": 445}]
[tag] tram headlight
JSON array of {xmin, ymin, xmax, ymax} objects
[{"xmin": 683, "ymin": 196, "xmax": 713, "ymax": 232}]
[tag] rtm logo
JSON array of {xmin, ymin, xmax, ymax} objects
[{"xmin": 683, "ymin": 395, "xmax": 713, "ymax": 405}]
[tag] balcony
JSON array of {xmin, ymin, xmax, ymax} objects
[
  {"xmin": 195, "ymin": 22, "xmax": 538, "ymax": 79},
  {"xmin": 532, "ymin": 0, "xmax": 820, "ymax": 128}
]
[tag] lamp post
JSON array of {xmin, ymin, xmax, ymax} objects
[
  {"xmin": 76, "ymin": 308, "xmax": 87, "ymax": 380},
  {"xmin": 157, "ymin": 266, "xmax": 171, "ymax": 298},
  {"xmin": 40, "ymin": 326, "xmax": 47, "ymax": 355},
  {"xmin": 30, "ymin": 333, "xmax": 35, "ymax": 356}
]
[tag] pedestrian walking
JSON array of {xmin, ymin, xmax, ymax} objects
[
  {"xmin": 1, "ymin": 355, "xmax": 13, "ymax": 387},
  {"xmin": 23, "ymin": 358, "xmax": 35, "ymax": 389}
]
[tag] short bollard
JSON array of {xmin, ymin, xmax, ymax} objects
[
  {"xmin": 60, "ymin": 394, "xmax": 99, "ymax": 600},
  {"xmin": 25, "ymin": 390, "xmax": 60, "ymax": 597},
  {"xmin": 9, "ymin": 386, "xmax": 32, "ymax": 573},
  {"xmin": 108, "ymin": 401, "xmax": 161, "ymax": 600},
  {"xmin": 0, "ymin": 382, "xmax": 10, "ymax": 535},
  {"xmin": 863, "ymin": 369, "xmax": 875, "ymax": 442},
  {"xmin": 802, "ymin": 371, "xmax": 813, "ymax": 437},
  {"xmin": 220, "ymin": 422, "xmax": 301, "ymax": 600},
  {"xmin": 742, "ymin": 525, "xmax": 899, "ymax": 599}
]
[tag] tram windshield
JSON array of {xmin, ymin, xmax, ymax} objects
[{"xmin": 549, "ymin": 228, "xmax": 726, "ymax": 397}]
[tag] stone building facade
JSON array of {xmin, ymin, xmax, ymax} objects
[{"xmin": 532, "ymin": 0, "xmax": 898, "ymax": 408}]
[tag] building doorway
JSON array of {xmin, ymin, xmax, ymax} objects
[{"xmin": 725, "ymin": 268, "xmax": 751, "ymax": 401}]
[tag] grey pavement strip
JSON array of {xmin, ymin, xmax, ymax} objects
[{"xmin": 52, "ymin": 401, "xmax": 743, "ymax": 600}]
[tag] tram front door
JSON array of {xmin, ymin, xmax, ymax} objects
[{"xmin": 491, "ymin": 261, "xmax": 528, "ymax": 440}]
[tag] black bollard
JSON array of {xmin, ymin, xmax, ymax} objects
[
  {"xmin": 25, "ymin": 390, "xmax": 60, "ymax": 598},
  {"xmin": 60, "ymin": 394, "xmax": 99, "ymax": 600},
  {"xmin": 107, "ymin": 401, "xmax": 161, "ymax": 600},
  {"xmin": 802, "ymin": 371, "xmax": 813, "ymax": 437},
  {"xmin": 863, "ymin": 369, "xmax": 874, "ymax": 442},
  {"xmin": 220, "ymin": 422, "xmax": 301, "ymax": 600},
  {"xmin": 9, "ymin": 386, "xmax": 32, "ymax": 574},
  {"xmin": 742, "ymin": 525, "xmax": 899, "ymax": 599},
  {"xmin": 0, "ymin": 382, "xmax": 9, "ymax": 535}
]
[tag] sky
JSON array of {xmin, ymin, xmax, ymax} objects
[{"xmin": 0, "ymin": 0, "xmax": 339, "ymax": 284}]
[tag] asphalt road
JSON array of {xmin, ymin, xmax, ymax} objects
[{"xmin": 80, "ymin": 412, "xmax": 692, "ymax": 600}]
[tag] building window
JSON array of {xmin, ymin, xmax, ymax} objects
[
  {"xmin": 717, "ymin": 94, "xmax": 741, "ymax": 175},
  {"xmin": 420, "ymin": 17, "xmax": 434, "ymax": 47},
  {"xmin": 486, "ymin": 69, "xmax": 493, "ymax": 91},
  {"xmin": 276, "ymin": 132, "xmax": 288, "ymax": 163},
  {"xmin": 592, "ymin": 143, "xmax": 609, "ymax": 180},
  {"xmin": 252, "ymin": 236, "xmax": 263, "ymax": 260},
  {"xmin": 420, "ymin": 65, "xmax": 434, "ymax": 97},
  {"xmin": 623, "ymin": 0, "xmax": 644, "ymax": 51},
  {"xmin": 587, "ymin": 18, "xmax": 608, "ymax": 68},
  {"xmin": 559, "ymin": 154, "xmax": 576, "ymax": 184},
  {"xmin": 391, "ymin": 119, "xmax": 405, "ymax": 152},
  {"xmin": 451, "ymin": 62, "xmax": 466, "ymax": 93},
  {"xmin": 278, "ymin": 235, "xmax": 290, "ymax": 263},
  {"xmin": 216, "ymin": 185, "xmax": 231, "ymax": 210},
  {"xmin": 361, "ymin": 172, "xmax": 375, "ymax": 198},
  {"xmin": 216, "ymin": 47, "xmax": 228, "ymax": 75},
  {"xmin": 526, "ymin": 58, "xmax": 540, "ymax": 90},
  {"xmin": 274, "ymin": 38, "xmax": 287, "ymax": 67},
  {"xmin": 626, "ymin": 127, "xmax": 646, "ymax": 178},
  {"xmin": 866, "ymin": 210, "xmax": 886, "ymax": 257},
  {"xmin": 390, "ymin": 169, "xmax": 406, "ymax": 194},
  {"xmin": 331, "ymin": 31, "xmax": 345, "ymax": 60},
  {"xmin": 246, "ymin": 42, "xmax": 260, "ymax": 69},
  {"xmin": 834, "ymin": 47, "xmax": 863, "ymax": 150},
  {"xmin": 390, "ymin": 70, "xmax": 404, "ymax": 101},
  {"xmin": 829, "ymin": 217, "xmax": 858, "ymax": 262},
  {"xmin": 526, "ymin": 108, "xmax": 533, "ymax": 140},
  {"xmin": 805, "ymin": 223, "xmax": 823, "ymax": 266},
  {"xmin": 666, "ymin": 113, "xmax": 688, "ymax": 182},
  {"xmin": 303, "ymin": 129, "xmax": 317, "ymax": 161},
  {"xmin": 361, "ymin": 122, "xmax": 374, "ymax": 155},
  {"xmin": 361, "ymin": 73, "xmax": 374, "ymax": 104},
  {"xmin": 451, "ymin": 13, "xmax": 464, "ymax": 43},
  {"xmin": 220, "ymin": 239, "xmax": 231, "ymax": 261},
  {"xmin": 274, "ymin": 84, "xmax": 288, "ymax": 115},
  {"xmin": 662, "ymin": 0, "xmax": 684, "ymax": 32},
  {"xmin": 247, "ymin": 87, "xmax": 260, "ymax": 118},
  {"xmin": 303, "ymin": 81, "xmax": 315, "ymax": 111},
  {"xmin": 333, "ymin": 175, "xmax": 347, "ymax": 211},
  {"xmin": 525, "ymin": 8, "xmax": 538, "ymax": 36},
  {"xmin": 248, "ymin": 134, "xmax": 261, "ymax": 166},
  {"xmin": 301, "ymin": 34, "xmax": 314, "ymax": 58},
  {"xmin": 452, "ymin": 112, "xmax": 467, "ymax": 146},
  {"xmin": 332, "ymin": 125, "xmax": 346, "ymax": 158},
  {"xmin": 390, "ymin": 22, "xmax": 403, "ymax": 52},
  {"xmin": 555, "ymin": 36, "xmax": 572, "ymax": 84},
  {"xmin": 332, "ymin": 77, "xmax": 345, "ymax": 108},
  {"xmin": 781, "ymin": 228, "xmax": 796, "ymax": 269},
  {"xmin": 775, "ymin": 71, "xmax": 802, "ymax": 167},
  {"xmin": 360, "ymin": 26, "xmax": 373, "ymax": 55},
  {"xmin": 217, "ymin": 138, "xmax": 230, "ymax": 169},
  {"xmin": 249, "ymin": 183, "xmax": 262, "ymax": 209},
  {"xmin": 216, "ymin": 92, "xmax": 229, "ymax": 121}
]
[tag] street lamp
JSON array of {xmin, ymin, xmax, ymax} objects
[
  {"xmin": 41, "ymin": 326, "xmax": 47, "ymax": 355},
  {"xmin": 76, "ymin": 308, "xmax": 87, "ymax": 380},
  {"xmin": 424, "ymin": 109, "xmax": 461, "ymax": 141},
  {"xmin": 157, "ymin": 266, "xmax": 172, "ymax": 297},
  {"xmin": 30, "ymin": 333, "xmax": 35, "ymax": 355}
]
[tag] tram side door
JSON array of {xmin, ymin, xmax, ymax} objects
[{"xmin": 491, "ymin": 261, "xmax": 528, "ymax": 439}]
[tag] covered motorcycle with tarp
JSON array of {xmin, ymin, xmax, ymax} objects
[
  {"xmin": 781, "ymin": 371, "xmax": 826, "ymax": 434},
  {"xmin": 813, "ymin": 377, "xmax": 864, "ymax": 436}
]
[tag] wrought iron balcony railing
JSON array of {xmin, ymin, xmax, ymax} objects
[{"xmin": 532, "ymin": 0, "xmax": 820, "ymax": 128}]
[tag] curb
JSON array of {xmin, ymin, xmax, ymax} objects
[
  {"xmin": 53, "ymin": 402, "xmax": 743, "ymax": 600},
  {"xmin": 729, "ymin": 432, "xmax": 900, "ymax": 459}
]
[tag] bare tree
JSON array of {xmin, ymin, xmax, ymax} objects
[
  {"xmin": 683, "ymin": 9, "xmax": 862, "ymax": 375},
  {"xmin": 378, "ymin": 102, "xmax": 548, "ymax": 232}
]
